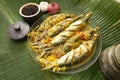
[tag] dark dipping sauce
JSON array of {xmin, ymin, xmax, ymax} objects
[{"xmin": 22, "ymin": 5, "xmax": 38, "ymax": 16}]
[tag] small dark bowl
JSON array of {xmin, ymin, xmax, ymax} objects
[{"xmin": 19, "ymin": 3, "xmax": 42, "ymax": 25}]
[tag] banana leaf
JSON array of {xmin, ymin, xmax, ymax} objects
[{"xmin": 0, "ymin": 0, "xmax": 120, "ymax": 80}]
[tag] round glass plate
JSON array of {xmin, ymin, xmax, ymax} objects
[{"xmin": 27, "ymin": 13, "xmax": 102, "ymax": 74}]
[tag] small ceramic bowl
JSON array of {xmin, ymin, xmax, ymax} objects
[{"xmin": 19, "ymin": 3, "xmax": 42, "ymax": 25}]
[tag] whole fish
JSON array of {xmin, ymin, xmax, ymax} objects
[{"xmin": 37, "ymin": 13, "xmax": 75, "ymax": 32}]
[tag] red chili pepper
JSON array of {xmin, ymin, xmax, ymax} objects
[{"xmin": 81, "ymin": 32, "xmax": 85, "ymax": 39}]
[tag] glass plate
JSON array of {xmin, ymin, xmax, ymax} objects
[{"xmin": 27, "ymin": 13, "xmax": 102, "ymax": 74}]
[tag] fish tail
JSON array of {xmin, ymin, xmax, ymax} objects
[
  {"xmin": 84, "ymin": 11, "xmax": 92, "ymax": 21},
  {"xmin": 72, "ymin": 14, "xmax": 83, "ymax": 22}
]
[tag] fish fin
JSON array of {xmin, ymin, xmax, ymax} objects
[
  {"xmin": 72, "ymin": 14, "xmax": 83, "ymax": 21},
  {"xmin": 41, "ymin": 62, "xmax": 57, "ymax": 70},
  {"xmin": 84, "ymin": 11, "xmax": 92, "ymax": 21}
]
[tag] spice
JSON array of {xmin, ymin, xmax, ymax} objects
[{"xmin": 22, "ymin": 5, "xmax": 38, "ymax": 15}]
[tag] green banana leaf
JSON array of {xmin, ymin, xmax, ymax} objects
[{"xmin": 0, "ymin": 0, "xmax": 120, "ymax": 80}]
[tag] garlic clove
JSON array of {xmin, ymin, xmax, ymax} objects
[{"xmin": 39, "ymin": 1, "xmax": 49, "ymax": 12}]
